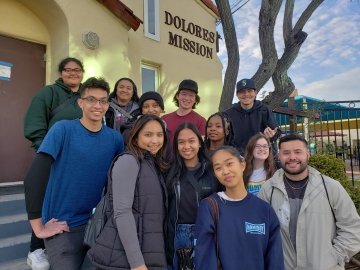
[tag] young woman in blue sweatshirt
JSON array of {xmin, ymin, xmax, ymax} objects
[{"xmin": 195, "ymin": 146, "xmax": 284, "ymax": 270}]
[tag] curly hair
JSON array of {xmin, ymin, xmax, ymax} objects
[
  {"xmin": 204, "ymin": 112, "xmax": 235, "ymax": 151},
  {"xmin": 79, "ymin": 77, "xmax": 110, "ymax": 96}
]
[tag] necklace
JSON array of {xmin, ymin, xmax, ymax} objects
[{"xmin": 284, "ymin": 175, "xmax": 309, "ymax": 190}]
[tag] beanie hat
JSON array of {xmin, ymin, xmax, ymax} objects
[
  {"xmin": 139, "ymin": 91, "xmax": 164, "ymax": 110},
  {"xmin": 178, "ymin": 79, "xmax": 198, "ymax": 94},
  {"xmin": 236, "ymin": 78, "xmax": 256, "ymax": 92}
]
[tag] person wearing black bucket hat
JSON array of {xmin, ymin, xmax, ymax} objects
[
  {"xmin": 162, "ymin": 79, "xmax": 206, "ymax": 148},
  {"xmin": 223, "ymin": 78, "xmax": 281, "ymax": 161}
]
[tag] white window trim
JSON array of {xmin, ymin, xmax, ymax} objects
[
  {"xmin": 141, "ymin": 63, "xmax": 159, "ymax": 93},
  {"xmin": 144, "ymin": 0, "xmax": 160, "ymax": 41}
]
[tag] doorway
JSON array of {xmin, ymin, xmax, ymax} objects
[{"xmin": 0, "ymin": 34, "xmax": 46, "ymax": 182}]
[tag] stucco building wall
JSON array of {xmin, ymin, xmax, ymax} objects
[{"xmin": 0, "ymin": 0, "xmax": 223, "ymax": 117}]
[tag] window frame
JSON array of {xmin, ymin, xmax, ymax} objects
[
  {"xmin": 141, "ymin": 63, "xmax": 159, "ymax": 93},
  {"xmin": 144, "ymin": 0, "xmax": 160, "ymax": 41}
]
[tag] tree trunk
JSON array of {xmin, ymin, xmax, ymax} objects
[
  {"xmin": 262, "ymin": 0, "xmax": 325, "ymax": 109},
  {"xmin": 252, "ymin": 0, "xmax": 282, "ymax": 90},
  {"xmin": 215, "ymin": 0, "xmax": 240, "ymax": 111}
]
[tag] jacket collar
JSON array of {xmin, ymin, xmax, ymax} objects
[{"xmin": 270, "ymin": 166, "xmax": 324, "ymax": 195}]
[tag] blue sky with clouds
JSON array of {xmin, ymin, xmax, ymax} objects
[{"xmin": 216, "ymin": 0, "xmax": 360, "ymax": 102}]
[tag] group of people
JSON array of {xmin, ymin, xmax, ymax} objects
[{"xmin": 22, "ymin": 57, "xmax": 360, "ymax": 270}]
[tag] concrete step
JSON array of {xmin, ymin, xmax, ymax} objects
[
  {"xmin": 0, "ymin": 185, "xmax": 31, "ymax": 268},
  {"xmin": 0, "ymin": 182, "xmax": 24, "ymax": 196},
  {"xmin": 0, "ymin": 257, "xmax": 31, "ymax": 270},
  {"xmin": 0, "ymin": 234, "xmax": 30, "ymax": 263},
  {"xmin": 0, "ymin": 194, "xmax": 26, "ymax": 217},
  {"xmin": 0, "ymin": 217, "xmax": 31, "ymax": 238}
]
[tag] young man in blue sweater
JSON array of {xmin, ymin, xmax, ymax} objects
[{"xmin": 24, "ymin": 77, "xmax": 124, "ymax": 270}]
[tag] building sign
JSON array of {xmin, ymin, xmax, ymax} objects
[{"xmin": 164, "ymin": 11, "xmax": 215, "ymax": 59}]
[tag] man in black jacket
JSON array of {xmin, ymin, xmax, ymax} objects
[{"xmin": 224, "ymin": 78, "xmax": 280, "ymax": 156}]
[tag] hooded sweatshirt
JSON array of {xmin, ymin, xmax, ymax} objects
[{"xmin": 224, "ymin": 100, "xmax": 279, "ymax": 155}]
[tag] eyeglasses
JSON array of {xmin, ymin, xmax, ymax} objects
[
  {"xmin": 63, "ymin": 68, "xmax": 83, "ymax": 74},
  {"xmin": 81, "ymin": 96, "xmax": 109, "ymax": 106},
  {"xmin": 255, "ymin": 144, "xmax": 270, "ymax": 150}
]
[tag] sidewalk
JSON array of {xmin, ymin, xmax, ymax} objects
[{"xmin": 345, "ymin": 159, "xmax": 360, "ymax": 181}]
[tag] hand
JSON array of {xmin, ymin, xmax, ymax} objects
[
  {"xmin": 263, "ymin": 126, "xmax": 278, "ymax": 139},
  {"xmin": 131, "ymin": 264, "xmax": 148, "ymax": 270},
  {"xmin": 34, "ymin": 218, "xmax": 70, "ymax": 239}
]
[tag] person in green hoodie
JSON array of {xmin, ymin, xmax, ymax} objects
[
  {"xmin": 24, "ymin": 57, "xmax": 84, "ymax": 150},
  {"xmin": 23, "ymin": 57, "xmax": 84, "ymax": 270}
]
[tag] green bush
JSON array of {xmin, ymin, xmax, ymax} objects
[{"xmin": 309, "ymin": 154, "xmax": 360, "ymax": 210}]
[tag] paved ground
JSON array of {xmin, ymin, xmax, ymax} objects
[{"xmin": 345, "ymin": 159, "xmax": 360, "ymax": 181}]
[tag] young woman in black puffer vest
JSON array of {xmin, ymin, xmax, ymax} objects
[{"xmin": 88, "ymin": 114, "xmax": 168, "ymax": 270}]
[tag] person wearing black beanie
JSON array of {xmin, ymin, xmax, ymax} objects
[{"xmin": 139, "ymin": 91, "xmax": 164, "ymax": 116}]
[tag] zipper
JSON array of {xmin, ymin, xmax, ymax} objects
[{"xmin": 172, "ymin": 181, "xmax": 180, "ymax": 265}]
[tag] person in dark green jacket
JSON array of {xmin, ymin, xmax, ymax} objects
[
  {"xmin": 23, "ymin": 57, "xmax": 84, "ymax": 270},
  {"xmin": 24, "ymin": 57, "xmax": 84, "ymax": 150}
]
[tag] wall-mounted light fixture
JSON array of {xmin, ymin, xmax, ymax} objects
[{"xmin": 82, "ymin": 32, "xmax": 100, "ymax": 50}]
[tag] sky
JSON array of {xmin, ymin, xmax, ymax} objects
[{"xmin": 215, "ymin": 0, "xmax": 360, "ymax": 103}]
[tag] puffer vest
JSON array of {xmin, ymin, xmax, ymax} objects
[{"xmin": 88, "ymin": 153, "xmax": 167, "ymax": 269}]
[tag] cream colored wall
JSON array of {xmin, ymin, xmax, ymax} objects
[
  {"xmin": 123, "ymin": 0, "xmax": 223, "ymax": 118},
  {"xmin": 0, "ymin": 0, "xmax": 49, "ymax": 44},
  {"xmin": 54, "ymin": 0, "xmax": 131, "ymax": 89},
  {"xmin": 2, "ymin": 0, "xmax": 132, "ymax": 87},
  {"xmin": 2, "ymin": 0, "xmax": 222, "ymax": 117}
]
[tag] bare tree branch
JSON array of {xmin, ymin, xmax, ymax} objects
[
  {"xmin": 215, "ymin": 0, "xmax": 240, "ymax": 111},
  {"xmin": 252, "ymin": 0, "xmax": 282, "ymax": 90},
  {"xmin": 293, "ymin": 0, "xmax": 325, "ymax": 35},
  {"xmin": 283, "ymin": 0, "xmax": 294, "ymax": 44}
]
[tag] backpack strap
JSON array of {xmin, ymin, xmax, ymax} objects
[
  {"xmin": 109, "ymin": 102, "xmax": 134, "ymax": 120},
  {"xmin": 205, "ymin": 196, "xmax": 222, "ymax": 270},
  {"xmin": 320, "ymin": 174, "xmax": 336, "ymax": 223},
  {"xmin": 270, "ymin": 186, "xmax": 274, "ymax": 206},
  {"xmin": 50, "ymin": 95, "xmax": 78, "ymax": 119}
]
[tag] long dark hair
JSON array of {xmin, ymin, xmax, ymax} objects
[
  {"xmin": 109, "ymin": 77, "xmax": 139, "ymax": 103},
  {"xmin": 243, "ymin": 133, "xmax": 276, "ymax": 184},
  {"xmin": 204, "ymin": 112, "xmax": 235, "ymax": 150},
  {"xmin": 127, "ymin": 114, "xmax": 168, "ymax": 171},
  {"xmin": 167, "ymin": 122, "xmax": 205, "ymax": 187}
]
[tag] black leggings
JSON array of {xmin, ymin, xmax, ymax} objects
[{"xmin": 30, "ymin": 230, "xmax": 45, "ymax": 252}]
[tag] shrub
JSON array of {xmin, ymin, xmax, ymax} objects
[{"xmin": 309, "ymin": 154, "xmax": 360, "ymax": 210}]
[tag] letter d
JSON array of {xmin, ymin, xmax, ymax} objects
[{"xmin": 164, "ymin": 11, "xmax": 173, "ymax": 25}]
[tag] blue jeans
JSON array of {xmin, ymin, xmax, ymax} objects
[{"xmin": 169, "ymin": 224, "xmax": 195, "ymax": 270}]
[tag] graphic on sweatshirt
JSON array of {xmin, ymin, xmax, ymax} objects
[
  {"xmin": 247, "ymin": 179, "xmax": 267, "ymax": 195},
  {"xmin": 245, "ymin": 222, "xmax": 266, "ymax": 235}
]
